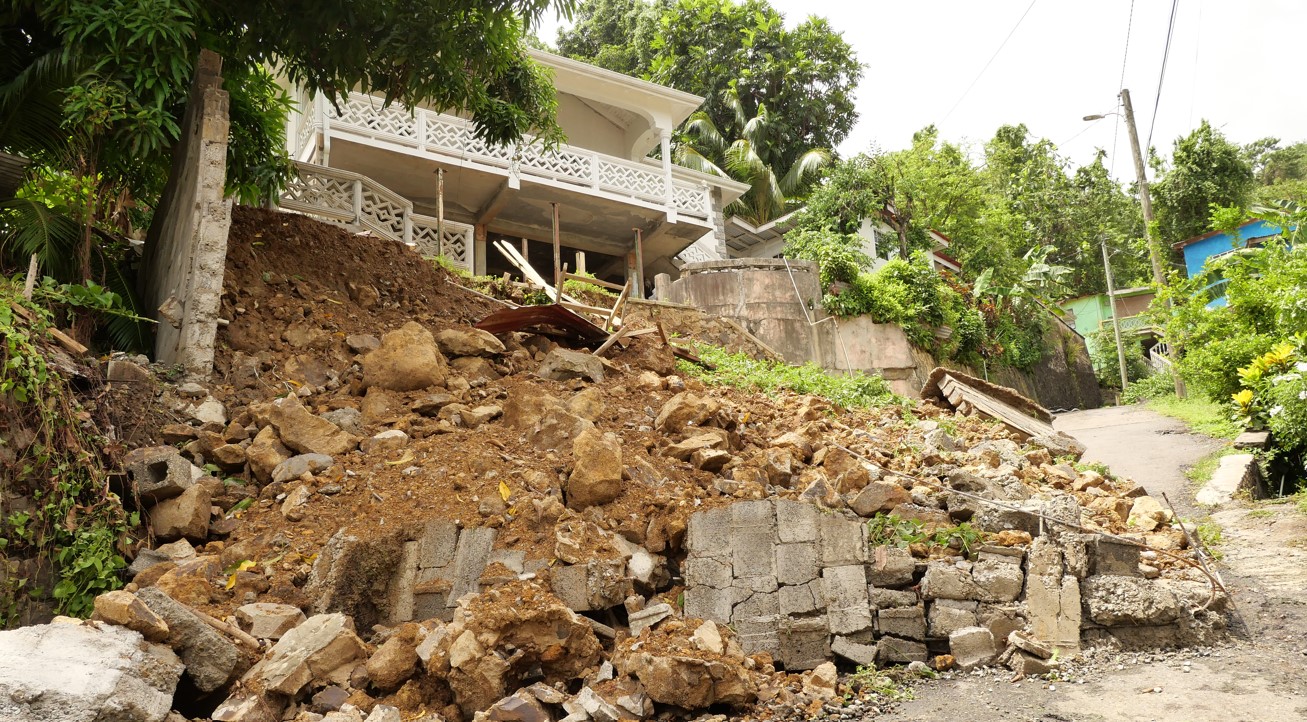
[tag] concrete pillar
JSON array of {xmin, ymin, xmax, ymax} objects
[
  {"xmin": 660, "ymin": 129, "xmax": 677, "ymax": 224},
  {"xmin": 474, "ymin": 224, "xmax": 488, "ymax": 276},
  {"xmin": 140, "ymin": 49, "xmax": 232, "ymax": 379},
  {"xmin": 654, "ymin": 273, "xmax": 672, "ymax": 302}
]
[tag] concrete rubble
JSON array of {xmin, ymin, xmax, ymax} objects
[{"xmin": 10, "ymin": 207, "xmax": 1238, "ymax": 722}]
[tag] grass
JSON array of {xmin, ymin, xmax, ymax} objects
[
  {"xmin": 846, "ymin": 665, "xmax": 915, "ymax": 701},
  {"xmin": 677, "ymin": 343, "xmax": 906, "ymax": 410},
  {"xmin": 1184, "ymin": 446, "xmax": 1244, "ymax": 487},
  {"xmin": 1146, "ymin": 394, "xmax": 1241, "ymax": 440}
]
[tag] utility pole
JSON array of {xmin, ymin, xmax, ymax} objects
[
  {"xmin": 1101, "ymin": 238, "xmax": 1130, "ymax": 392},
  {"xmin": 1120, "ymin": 88, "xmax": 1166, "ymax": 289}
]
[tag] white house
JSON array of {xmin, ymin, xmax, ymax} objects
[
  {"xmin": 724, "ymin": 211, "xmax": 961, "ymax": 275},
  {"xmin": 279, "ymin": 49, "xmax": 748, "ymax": 293}
]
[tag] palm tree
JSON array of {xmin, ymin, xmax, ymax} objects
[{"xmin": 674, "ymin": 88, "xmax": 830, "ymax": 226}]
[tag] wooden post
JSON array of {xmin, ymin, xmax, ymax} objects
[
  {"xmin": 473, "ymin": 224, "xmax": 487, "ymax": 276},
  {"xmin": 521, "ymin": 237, "xmax": 529, "ymax": 260},
  {"xmin": 551, "ymin": 202, "xmax": 562, "ymax": 304},
  {"xmin": 632, "ymin": 228, "xmax": 645, "ymax": 299},
  {"xmin": 576, "ymin": 251, "xmax": 587, "ymax": 276},
  {"xmin": 23, "ymin": 254, "xmax": 38, "ymax": 300}
]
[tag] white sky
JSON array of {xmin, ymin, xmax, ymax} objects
[{"xmin": 535, "ymin": 0, "xmax": 1307, "ymax": 179}]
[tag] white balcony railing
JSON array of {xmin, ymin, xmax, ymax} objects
[
  {"xmin": 289, "ymin": 90, "xmax": 713, "ymax": 222},
  {"xmin": 279, "ymin": 161, "xmax": 474, "ymax": 270}
]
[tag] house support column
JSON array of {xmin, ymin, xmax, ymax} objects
[
  {"xmin": 474, "ymin": 224, "xmax": 488, "ymax": 276},
  {"xmin": 660, "ymin": 129, "xmax": 677, "ymax": 224}
]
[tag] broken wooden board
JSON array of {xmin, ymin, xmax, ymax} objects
[
  {"xmin": 493, "ymin": 239, "xmax": 623, "ymax": 328},
  {"xmin": 921, "ymin": 367, "xmax": 1084, "ymax": 458}
]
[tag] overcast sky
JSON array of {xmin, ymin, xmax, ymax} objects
[{"xmin": 536, "ymin": 0, "xmax": 1307, "ymax": 179}]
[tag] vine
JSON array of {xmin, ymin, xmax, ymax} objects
[{"xmin": 0, "ymin": 283, "xmax": 132, "ymax": 625}]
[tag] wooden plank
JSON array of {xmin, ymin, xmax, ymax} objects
[
  {"xmin": 11, "ymin": 304, "xmax": 89, "ymax": 356},
  {"xmin": 940, "ymin": 373, "xmax": 1056, "ymax": 439},
  {"xmin": 493, "ymin": 239, "xmax": 584, "ymax": 308},
  {"xmin": 606, "ymin": 279, "xmax": 631, "ymax": 332},
  {"xmin": 551, "ymin": 202, "xmax": 562, "ymax": 303},
  {"xmin": 592, "ymin": 325, "xmax": 630, "ymax": 357}
]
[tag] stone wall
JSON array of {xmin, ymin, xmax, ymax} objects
[{"xmin": 140, "ymin": 50, "xmax": 232, "ymax": 378}]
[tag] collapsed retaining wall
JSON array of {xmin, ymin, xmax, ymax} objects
[{"xmin": 666, "ymin": 259, "xmax": 1101, "ymax": 409}]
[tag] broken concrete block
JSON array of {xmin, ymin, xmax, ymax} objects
[
  {"xmin": 1087, "ymin": 536, "xmax": 1142, "ymax": 577},
  {"xmin": 1025, "ymin": 574, "xmax": 1081, "ymax": 653},
  {"xmin": 818, "ymin": 514, "xmax": 866, "ymax": 567},
  {"xmin": 682, "ymin": 586, "xmax": 732, "ymax": 623},
  {"xmin": 0, "ymin": 622, "xmax": 183, "ymax": 722},
  {"xmin": 775, "ymin": 500, "xmax": 819, "ymax": 543},
  {"xmin": 236, "ymin": 602, "xmax": 307, "ymax": 640},
  {"xmin": 1080, "ymin": 575, "xmax": 1180, "ymax": 626},
  {"xmin": 927, "ymin": 599, "xmax": 978, "ymax": 638},
  {"xmin": 869, "ymin": 587, "xmax": 918, "ymax": 609},
  {"xmin": 831, "ymin": 636, "xmax": 878, "ymax": 666},
  {"xmin": 920, "ymin": 561, "xmax": 981, "ymax": 601},
  {"xmin": 778, "ymin": 581, "xmax": 822, "ymax": 616},
  {"xmin": 684, "ymin": 555, "xmax": 732, "ymax": 590},
  {"xmin": 686, "ymin": 506, "xmax": 733, "ymax": 558},
  {"xmin": 821, "ymin": 565, "xmax": 872, "ymax": 635},
  {"xmin": 628, "ymin": 602, "xmax": 674, "ymax": 637},
  {"xmin": 252, "ymin": 613, "xmax": 368, "ymax": 696},
  {"xmin": 136, "ymin": 587, "xmax": 247, "ymax": 694},
  {"xmin": 865, "ymin": 545, "xmax": 916, "ymax": 588},
  {"xmin": 948, "ymin": 626, "xmax": 996, "ymax": 670},
  {"xmin": 972, "ymin": 552, "xmax": 1024, "ymax": 602},
  {"xmin": 126, "ymin": 446, "xmax": 195, "ymax": 504},
  {"xmin": 877, "ymin": 636, "xmax": 928, "ymax": 664},
  {"xmin": 877, "ymin": 606, "xmax": 927, "ymax": 640},
  {"xmin": 550, "ymin": 558, "xmax": 631, "ymax": 612}
]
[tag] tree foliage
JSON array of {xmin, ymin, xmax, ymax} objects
[
  {"xmin": 555, "ymin": 0, "xmax": 666, "ymax": 76},
  {"xmin": 1151, "ymin": 120, "xmax": 1256, "ymax": 246}
]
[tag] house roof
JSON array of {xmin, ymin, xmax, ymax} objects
[
  {"xmin": 1172, "ymin": 219, "xmax": 1269, "ymax": 250},
  {"xmin": 529, "ymin": 49, "xmax": 705, "ymax": 130},
  {"xmin": 724, "ymin": 211, "xmax": 800, "ymax": 254}
]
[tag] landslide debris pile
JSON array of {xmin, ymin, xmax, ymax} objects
[{"xmin": 0, "ymin": 208, "xmax": 1229, "ymax": 722}]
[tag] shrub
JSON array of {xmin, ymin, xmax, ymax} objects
[
  {"xmin": 1121, "ymin": 371, "xmax": 1176, "ymax": 403},
  {"xmin": 1088, "ymin": 327, "xmax": 1150, "ymax": 389},
  {"xmin": 676, "ymin": 343, "xmax": 904, "ymax": 410}
]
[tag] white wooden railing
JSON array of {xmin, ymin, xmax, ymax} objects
[
  {"xmin": 1149, "ymin": 341, "xmax": 1174, "ymax": 373},
  {"xmin": 288, "ymin": 89, "xmax": 713, "ymax": 222},
  {"xmin": 278, "ymin": 161, "xmax": 473, "ymax": 270}
]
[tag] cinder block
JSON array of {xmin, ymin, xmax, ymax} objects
[
  {"xmin": 865, "ymin": 545, "xmax": 916, "ymax": 587},
  {"xmin": 778, "ymin": 582, "xmax": 821, "ymax": 616},
  {"xmin": 869, "ymin": 587, "xmax": 919, "ymax": 609},
  {"xmin": 818, "ymin": 515, "xmax": 866, "ymax": 567},
  {"xmin": 1088, "ymin": 537, "xmax": 1141, "ymax": 577},
  {"xmin": 831, "ymin": 636, "xmax": 878, "ymax": 667},
  {"xmin": 731, "ymin": 499, "xmax": 777, "ymax": 527},
  {"xmin": 775, "ymin": 543, "xmax": 819, "ymax": 586},
  {"xmin": 776, "ymin": 500, "xmax": 819, "ymax": 543},
  {"xmin": 387, "ymin": 542, "xmax": 420, "ymax": 623},
  {"xmin": 920, "ymin": 561, "xmax": 981, "ymax": 601},
  {"xmin": 949, "ymin": 626, "xmax": 997, "ymax": 670},
  {"xmin": 683, "ymin": 586, "xmax": 732, "ymax": 623},
  {"xmin": 972, "ymin": 552, "xmax": 1024, "ymax": 602},
  {"xmin": 684, "ymin": 555, "xmax": 732, "ymax": 589},
  {"xmin": 877, "ymin": 636, "xmax": 928, "ymax": 664},
  {"xmin": 128, "ymin": 447, "xmax": 195, "ymax": 504},
  {"xmin": 821, "ymin": 565, "xmax": 872, "ymax": 635},
  {"xmin": 733, "ymin": 575, "xmax": 778, "ymax": 594},
  {"xmin": 731, "ymin": 590, "xmax": 779, "ymax": 623},
  {"xmin": 877, "ymin": 606, "xmax": 926, "ymax": 640},
  {"xmin": 417, "ymin": 520, "xmax": 459, "ymax": 570},
  {"xmin": 733, "ymin": 526, "xmax": 776, "ymax": 579},
  {"xmin": 550, "ymin": 559, "xmax": 631, "ymax": 613},
  {"xmin": 778, "ymin": 615, "xmax": 830, "ymax": 670},
  {"xmin": 447, "ymin": 527, "xmax": 496, "ymax": 604},
  {"xmin": 686, "ymin": 507, "xmax": 733, "ymax": 558},
  {"xmin": 927, "ymin": 599, "xmax": 978, "ymax": 638}
]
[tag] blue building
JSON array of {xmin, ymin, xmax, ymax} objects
[{"xmin": 1172, "ymin": 219, "xmax": 1286, "ymax": 308}]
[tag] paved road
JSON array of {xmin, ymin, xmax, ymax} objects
[{"xmin": 876, "ymin": 404, "xmax": 1307, "ymax": 722}]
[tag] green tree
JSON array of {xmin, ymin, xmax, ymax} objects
[
  {"xmin": 1151, "ymin": 120, "xmax": 1255, "ymax": 245},
  {"xmin": 555, "ymin": 0, "xmax": 667, "ymax": 76},
  {"xmin": 675, "ymin": 89, "xmax": 830, "ymax": 224}
]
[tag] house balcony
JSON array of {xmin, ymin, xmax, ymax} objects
[{"xmin": 286, "ymin": 90, "xmax": 735, "ymax": 279}]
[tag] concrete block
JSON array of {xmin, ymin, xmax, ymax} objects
[
  {"xmin": 447, "ymin": 527, "xmax": 496, "ymax": 604},
  {"xmin": 732, "ymin": 526, "xmax": 776, "ymax": 579},
  {"xmin": 977, "ymin": 605, "xmax": 1026, "ymax": 649},
  {"xmin": 865, "ymin": 545, "xmax": 916, "ymax": 587},
  {"xmin": 877, "ymin": 636, "xmax": 928, "ymax": 664},
  {"xmin": 549, "ymin": 558, "xmax": 630, "ymax": 613},
  {"xmin": 731, "ymin": 590, "xmax": 779, "ymax": 623},
  {"xmin": 775, "ymin": 500, "xmax": 819, "ymax": 543},
  {"xmin": 927, "ymin": 600, "xmax": 978, "ymax": 638},
  {"xmin": 387, "ymin": 542, "xmax": 419, "ymax": 623},
  {"xmin": 774, "ymin": 543, "xmax": 819, "ymax": 586},
  {"xmin": 778, "ymin": 581, "xmax": 822, "ymax": 616},
  {"xmin": 920, "ymin": 562, "xmax": 981, "ymax": 601},
  {"xmin": 731, "ymin": 499, "xmax": 776, "ymax": 527},
  {"xmin": 137, "ymin": 587, "xmax": 246, "ymax": 693},
  {"xmin": 1087, "ymin": 537, "xmax": 1141, "ymax": 577},
  {"xmin": 1026, "ymin": 574, "xmax": 1082, "ymax": 653},
  {"xmin": 417, "ymin": 520, "xmax": 459, "ymax": 570},
  {"xmin": 686, "ymin": 507, "xmax": 733, "ymax": 558},
  {"xmin": 948, "ymin": 626, "xmax": 996, "ymax": 670},
  {"xmin": 778, "ymin": 615, "xmax": 830, "ymax": 671},
  {"xmin": 1081, "ymin": 575, "xmax": 1180, "ymax": 626},
  {"xmin": 818, "ymin": 515, "xmax": 866, "ymax": 567},
  {"xmin": 972, "ymin": 553, "xmax": 1024, "ymax": 602},
  {"xmin": 733, "ymin": 575, "xmax": 778, "ymax": 594},
  {"xmin": 1025, "ymin": 537, "xmax": 1063, "ymax": 578},
  {"xmin": 877, "ymin": 606, "xmax": 926, "ymax": 640},
  {"xmin": 683, "ymin": 586, "xmax": 732, "ymax": 623},
  {"xmin": 831, "ymin": 636, "xmax": 878, "ymax": 667},
  {"xmin": 628, "ymin": 603, "xmax": 673, "ymax": 637},
  {"xmin": 821, "ymin": 565, "xmax": 872, "ymax": 635},
  {"xmin": 734, "ymin": 614, "xmax": 782, "ymax": 659},
  {"xmin": 684, "ymin": 555, "xmax": 732, "ymax": 589},
  {"xmin": 127, "ymin": 447, "xmax": 196, "ymax": 504},
  {"xmin": 869, "ymin": 587, "xmax": 918, "ymax": 609}
]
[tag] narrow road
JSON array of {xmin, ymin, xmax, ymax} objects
[{"xmin": 876, "ymin": 404, "xmax": 1307, "ymax": 722}]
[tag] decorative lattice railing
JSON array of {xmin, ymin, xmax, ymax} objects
[
  {"xmin": 279, "ymin": 161, "xmax": 473, "ymax": 271},
  {"xmin": 311, "ymin": 92, "xmax": 712, "ymax": 221}
]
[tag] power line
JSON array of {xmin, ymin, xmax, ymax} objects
[
  {"xmin": 939, "ymin": 0, "xmax": 1039, "ymax": 124},
  {"xmin": 1146, "ymin": 0, "xmax": 1180, "ymax": 152},
  {"xmin": 1110, "ymin": 0, "xmax": 1135, "ymax": 178}
]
